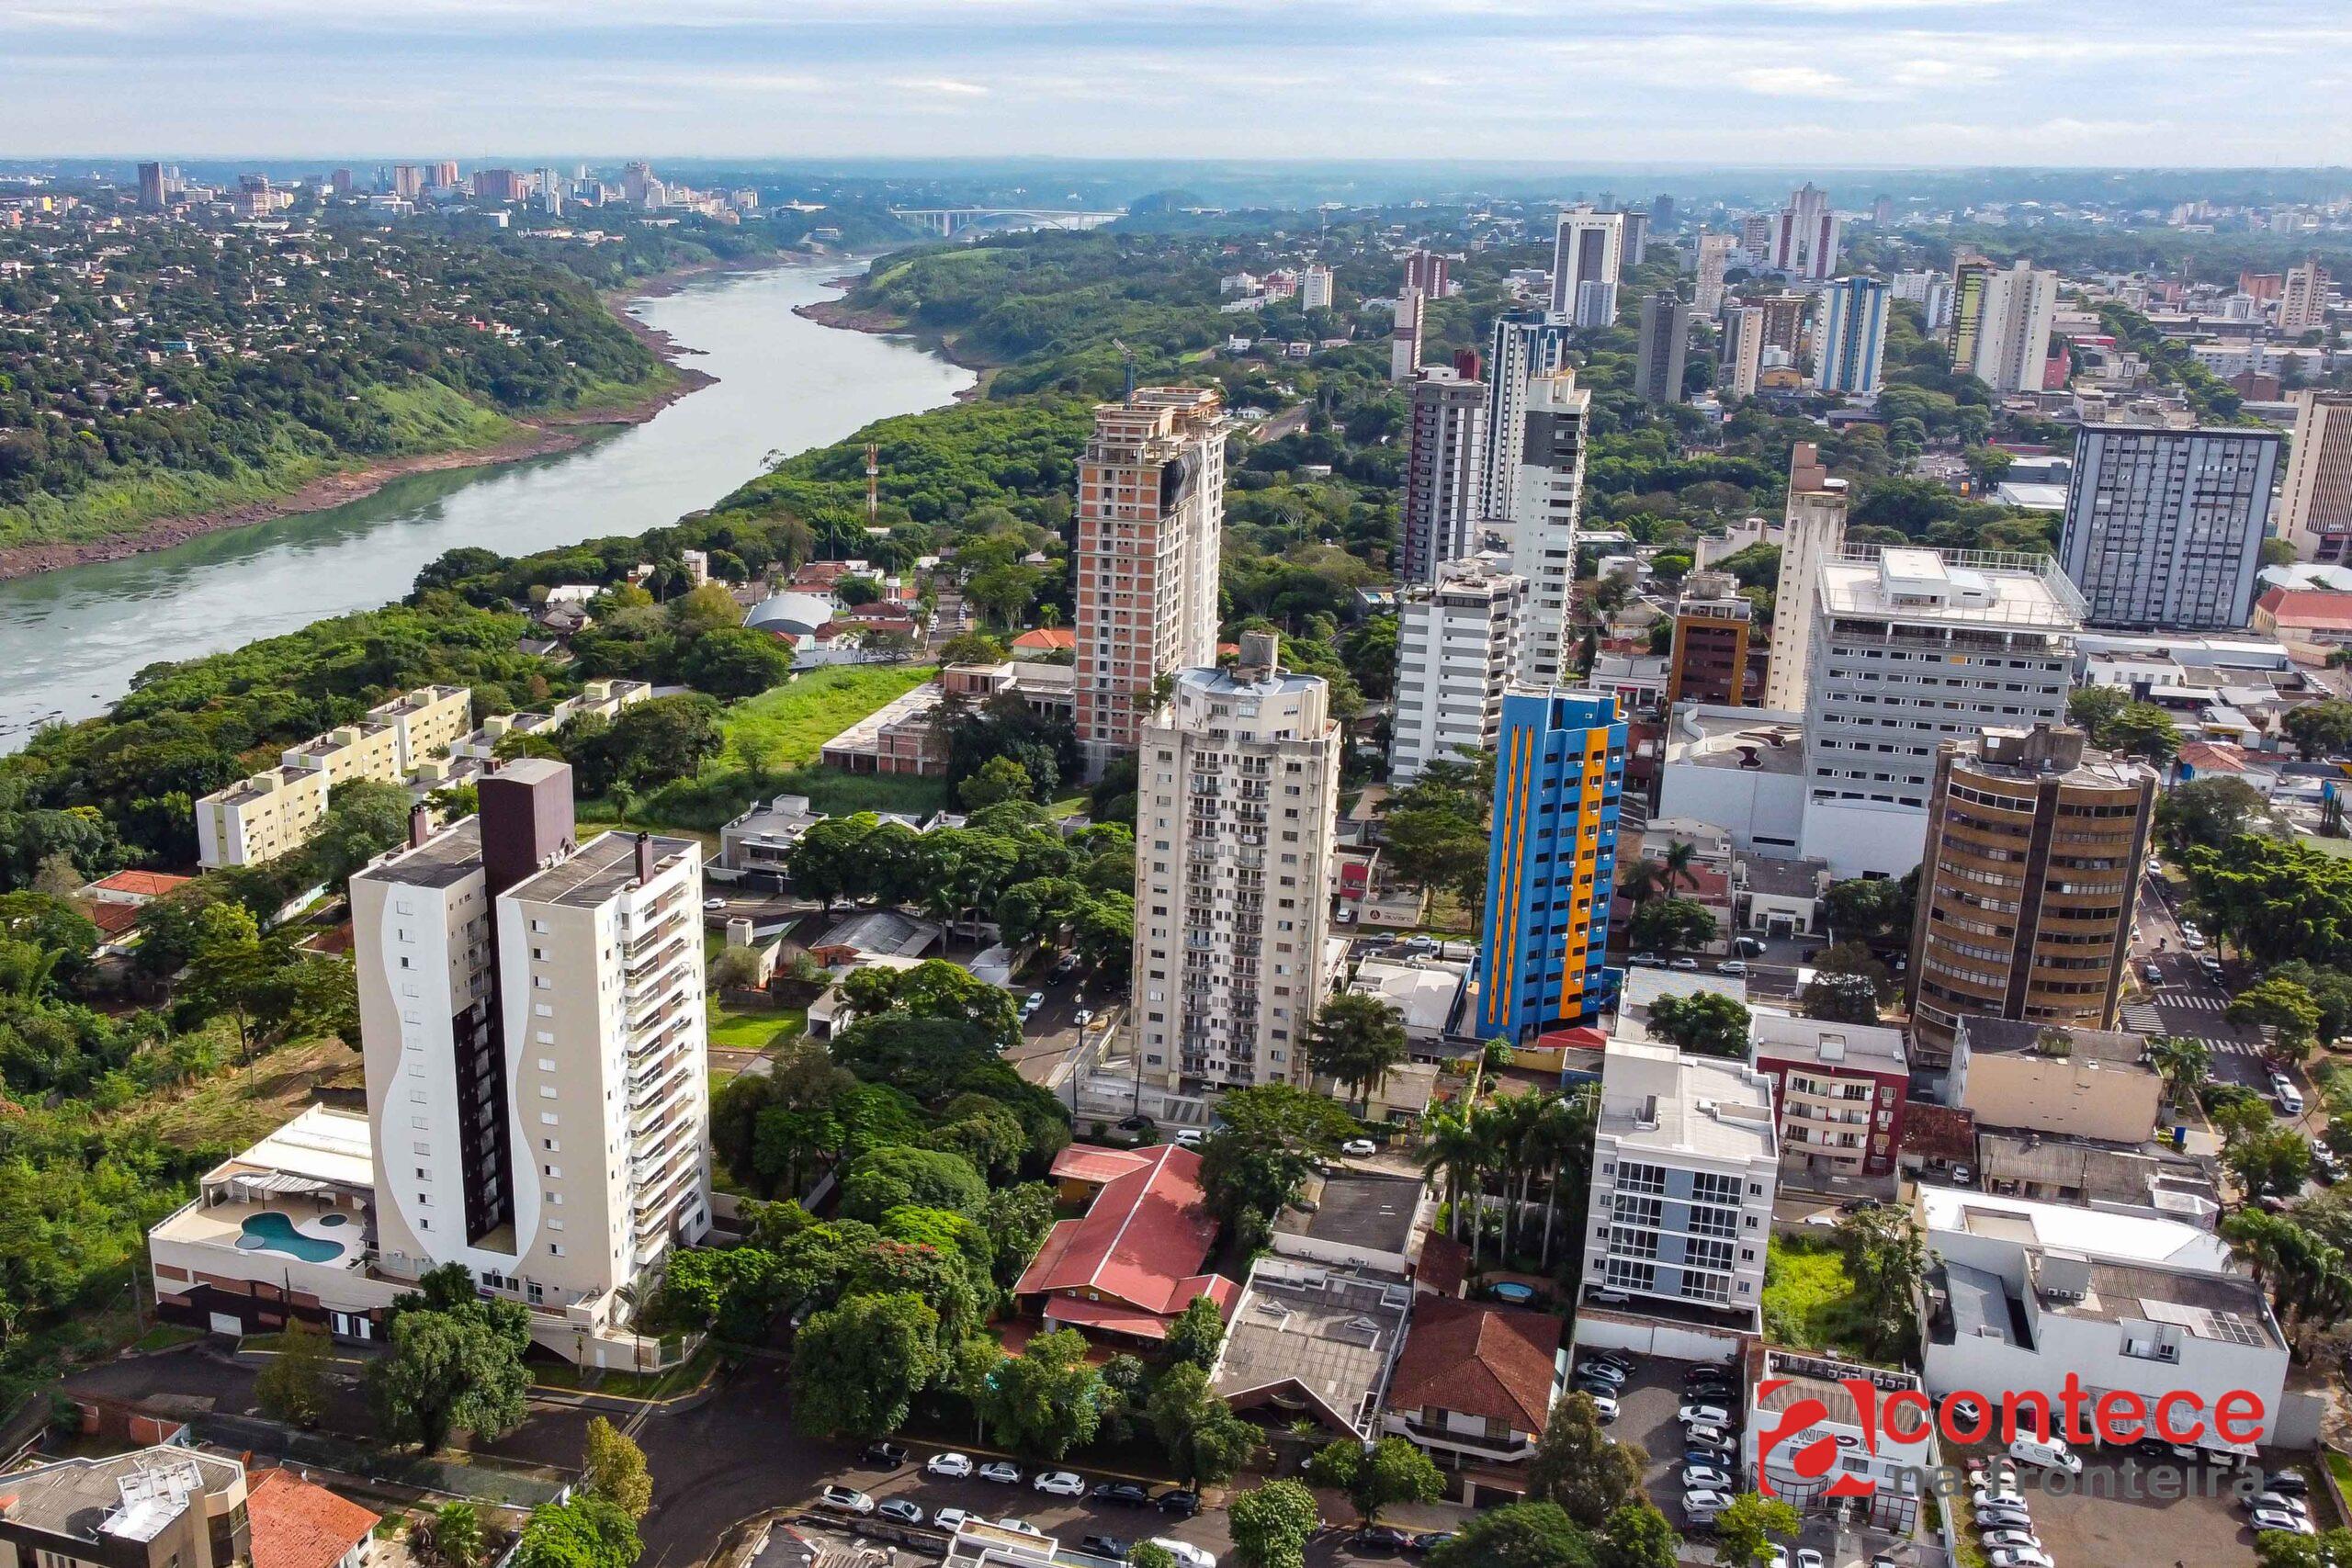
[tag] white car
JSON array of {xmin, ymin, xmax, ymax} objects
[
  {"xmin": 1987, "ymin": 1551, "xmax": 2055, "ymax": 1568},
  {"xmin": 1973, "ymin": 1489, "xmax": 2027, "ymax": 1513},
  {"xmin": 1033, "ymin": 1472, "xmax": 1085, "ymax": 1497},
  {"xmin": 998, "ymin": 1519, "xmax": 1045, "ymax": 1537},
  {"xmin": 2182, "ymin": 930, "xmax": 2208, "ymax": 950},
  {"xmin": 1679, "ymin": 1466, "xmax": 1733, "ymax": 1491},
  {"xmin": 1669, "ymin": 956, "xmax": 1700, "ymax": 971},
  {"xmin": 933, "ymin": 1509, "xmax": 972, "ymax": 1533},
  {"xmin": 1684, "ymin": 1489, "xmax": 1736, "ymax": 1515},
  {"xmin": 1981, "ymin": 1531, "xmax": 2042, "ymax": 1553},
  {"xmin": 703, "ymin": 897, "xmax": 728, "ymax": 910},
  {"xmin": 1587, "ymin": 1393, "xmax": 1621, "ymax": 1423},
  {"xmin": 1795, "ymin": 1551, "xmax": 1826, "ymax": 1568},
  {"xmin": 2254, "ymin": 1510, "xmax": 2318, "ymax": 1537},
  {"xmin": 1175, "ymin": 1128, "xmax": 1204, "ymax": 1146},
  {"xmin": 978, "ymin": 1461, "xmax": 1023, "ymax": 1485},
  {"xmin": 1715, "ymin": 960, "xmax": 1749, "ymax": 976},
  {"xmin": 818, "ymin": 1487, "xmax": 875, "ymax": 1516},
  {"xmin": 1678, "ymin": 1404, "xmax": 1733, "ymax": 1427},
  {"xmin": 1340, "ymin": 1138, "xmax": 1376, "ymax": 1157},
  {"xmin": 1761, "ymin": 1548, "xmax": 1789, "ymax": 1568},
  {"xmin": 927, "ymin": 1452, "xmax": 975, "ymax": 1479},
  {"xmin": 1073, "ymin": 1009, "xmax": 1094, "ymax": 1029}
]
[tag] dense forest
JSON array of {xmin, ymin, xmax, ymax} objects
[{"xmin": 0, "ymin": 214, "xmax": 685, "ymax": 549}]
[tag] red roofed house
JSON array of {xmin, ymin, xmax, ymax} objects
[
  {"xmin": 2253, "ymin": 586, "xmax": 2352, "ymax": 664},
  {"xmin": 247, "ymin": 1469, "xmax": 379, "ymax": 1568},
  {"xmin": 1379, "ymin": 1296, "xmax": 1566, "ymax": 1503},
  {"xmin": 1014, "ymin": 1143, "xmax": 1238, "ymax": 1343},
  {"xmin": 84, "ymin": 869, "xmax": 195, "ymax": 906},
  {"xmin": 2176, "ymin": 740, "xmax": 2282, "ymax": 796},
  {"xmin": 1012, "ymin": 626, "xmax": 1076, "ymax": 661}
]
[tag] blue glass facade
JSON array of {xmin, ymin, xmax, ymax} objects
[{"xmin": 1475, "ymin": 689, "xmax": 1626, "ymax": 1043}]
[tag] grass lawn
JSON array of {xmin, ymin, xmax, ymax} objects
[
  {"xmin": 707, "ymin": 1001, "xmax": 808, "ymax": 1051},
  {"xmin": 529, "ymin": 1340, "xmax": 718, "ymax": 1399},
  {"xmin": 132, "ymin": 1323, "xmax": 206, "ymax": 1353},
  {"xmin": 109, "ymin": 1033, "xmax": 361, "ymax": 1150},
  {"xmin": 725, "ymin": 663, "xmax": 937, "ymax": 769},
  {"xmin": 1760, "ymin": 1235, "xmax": 1879, "ymax": 1359}
]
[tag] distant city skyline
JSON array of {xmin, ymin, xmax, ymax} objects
[{"xmin": 5, "ymin": 0, "xmax": 2346, "ymax": 165}]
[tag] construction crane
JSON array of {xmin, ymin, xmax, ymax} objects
[{"xmin": 1112, "ymin": 337, "xmax": 1136, "ymax": 403}]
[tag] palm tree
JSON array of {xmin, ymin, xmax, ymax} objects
[
  {"xmin": 1485, "ymin": 1093, "xmax": 1547, "ymax": 1262},
  {"xmin": 1419, "ymin": 1108, "xmax": 1492, "ymax": 1271},
  {"xmin": 2146, "ymin": 1035, "xmax": 2211, "ymax": 1112},
  {"xmin": 1525, "ymin": 1090, "xmax": 1597, "ymax": 1269},
  {"xmin": 1618, "ymin": 863, "xmax": 1661, "ymax": 909},
  {"xmin": 1037, "ymin": 603, "xmax": 1062, "ymax": 631},
  {"xmin": 1659, "ymin": 840, "xmax": 1701, "ymax": 894}
]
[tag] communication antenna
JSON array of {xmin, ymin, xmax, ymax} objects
[
  {"xmin": 1113, "ymin": 338, "xmax": 1136, "ymax": 403},
  {"xmin": 865, "ymin": 442, "xmax": 880, "ymax": 525}
]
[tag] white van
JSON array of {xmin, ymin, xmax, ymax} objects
[
  {"xmin": 1151, "ymin": 1540, "xmax": 1216, "ymax": 1568},
  {"xmin": 2278, "ymin": 1081, "xmax": 2307, "ymax": 1115},
  {"xmin": 2008, "ymin": 1435, "xmax": 2083, "ymax": 1474}
]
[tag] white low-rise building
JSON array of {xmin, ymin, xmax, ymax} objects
[{"xmin": 1745, "ymin": 1348, "xmax": 1937, "ymax": 1533}]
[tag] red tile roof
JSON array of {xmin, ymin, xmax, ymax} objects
[
  {"xmin": 1043, "ymin": 1275, "xmax": 1240, "ymax": 1340},
  {"xmin": 80, "ymin": 901, "xmax": 141, "ymax": 936},
  {"xmin": 1385, "ymin": 1296, "xmax": 1563, "ymax": 1433},
  {"xmin": 1050, "ymin": 1144, "xmax": 1157, "ymax": 1186},
  {"xmin": 248, "ymin": 1469, "xmax": 379, "ymax": 1568},
  {"xmin": 1416, "ymin": 1233, "xmax": 1468, "ymax": 1298},
  {"xmin": 2258, "ymin": 587, "xmax": 2352, "ymax": 632},
  {"xmin": 86, "ymin": 870, "xmax": 193, "ymax": 899},
  {"xmin": 1013, "ymin": 627, "xmax": 1076, "ymax": 651},
  {"xmin": 2177, "ymin": 741, "xmax": 2267, "ymax": 775},
  {"xmin": 1013, "ymin": 1143, "xmax": 1225, "ymax": 1317}
]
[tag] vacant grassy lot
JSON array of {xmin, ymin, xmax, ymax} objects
[
  {"xmin": 110, "ymin": 1034, "xmax": 362, "ymax": 1153},
  {"xmin": 1760, "ymin": 1235, "xmax": 1877, "ymax": 1359},
  {"xmin": 725, "ymin": 663, "xmax": 937, "ymax": 771}
]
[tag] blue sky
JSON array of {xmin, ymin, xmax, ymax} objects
[{"xmin": 5, "ymin": 0, "xmax": 2346, "ymax": 165}]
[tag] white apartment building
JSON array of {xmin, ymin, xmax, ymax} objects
[
  {"xmin": 1920, "ymin": 1188, "xmax": 2289, "ymax": 1448},
  {"xmin": 1761, "ymin": 445, "xmax": 1846, "ymax": 715},
  {"xmin": 2280, "ymin": 389, "xmax": 2352, "ymax": 562},
  {"xmin": 1134, "ymin": 635, "xmax": 1341, "ymax": 1094},
  {"xmin": 1893, "ymin": 269, "xmax": 1954, "ymax": 332},
  {"xmin": 1770, "ymin": 183, "xmax": 1839, "ymax": 281},
  {"xmin": 1401, "ymin": 368, "xmax": 1487, "ymax": 582},
  {"xmin": 1303, "ymin": 264, "xmax": 1333, "ymax": 311},
  {"xmin": 1388, "ymin": 561, "xmax": 1525, "ymax": 788},
  {"xmin": 1482, "ymin": 316, "xmax": 1572, "ymax": 525},
  {"xmin": 1964, "ymin": 261, "xmax": 2059, "ymax": 395},
  {"xmin": 1577, "ymin": 1040, "xmax": 1778, "ymax": 1359},
  {"xmin": 2280, "ymin": 258, "xmax": 2331, "ymax": 336},
  {"xmin": 1799, "ymin": 546, "xmax": 2081, "ymax": 877},
  {"xmin": 1072, "ymin": 389, "xmax": 1229, "ymax": 775},
  {"xmin": 198, "ymin": 685, "xmax": 472, "ymax": 868},
  {"xmin": 1551, "ymin": 207, "xmax": 1623, "ymax": 327},
  {"xmin": 356, "ymin": 760, "xmax": 710, "ymax": 1312},
  {"xmin": 2057, "ymin": 423, "xmax": 2283, "ymax": 630},
  {"xmin": 1693, "ymin": 233, "xmax": 1736, "ymax": 316},
  {"xmin": 1508, "ymin": 369, "xmax": 1591, "ymax": 685},
  {"xmin": 1390, "ymin": 285, "xmax": 1425, "ymax": 383}
]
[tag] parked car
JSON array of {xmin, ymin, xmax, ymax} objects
[
  {"xmin": 1684, "ymin": 1360, "xmax": 1736, "ymax": 1384},
  {"xmin": 1154, "ymin": 1489, "xmax": 1203, "ymax": 1517},
  {"xmin": 1980, "ymin": 1531, "xmax": 2041, "ymax": 1554},
  {"xmin": 927, "ymin": 1452, "xmax": 976, "ymax": 1479},
  {"xmin": 1669, "ymin": 956, "xmax": 1700, "ymax": 971},
  {"xmin": 2245, "ymin": 1493, "xmax": 2311, "ymax": 1517},
  {"xmin": 1715, "ymin": 960, "xmax": 1748, "ymax": 976},
  {"xmin": 1053, "ymin": 953, "xmax": 1082, "ymax": 979},
  {"xmin": 1974, "ymin": 1506, "xmax": 2033, "ymax": 1531},
  {"xmin": 703, "ymin": 897, "xmax": 728, "ymax": 911},
  {"xmin": 978, "ymin": 1461, "xmax": 1023, "ymax": 1485},
  {"xmin": 1034, "ymin": 1472, "xmax": 1085, "ymax": 1497},
  {"xmin": 1586, "ymin": 1394, "xmax": 1621, "ymax": 1423},
  {"xmin": 1587, "ymin": 1349, "xmax": 1637, "ymax": 1374},
  {"xmin": 1081, "ymin": 1540, "xmax": 1132, "ymax": 1562},
  {"xmin": 1733, "ymin": 936, "xmax": 1766, "ymax": 956},
  {"xmin": 1174, "ymin": 1128, "xmax": 1205, "ymax": 1147},
  {"xmin": 1092, "ymin": 1482, "xmax": 1153, "ymax": 1506},
  {"xmin": 1149, "ymin": 1540, "xmax": 1216, "ymax": 1568},
  {"xmin": 860, "ymin": 1441, "xmax": 909, "ymax": 1468},
  {"xmin": 1986, "ymin": 1550, "xmax": 2056, "ymax": 1568},
  {"xmin": 1576, "ymin": 1359, "xmax": 1628, "ymax": 1384},
  {"xmin": 1352, "ymin": 1527, "xmax": 1415, "ymax": 1554},
  {"xmin": 1001, "ymin": 1520, "xmax": 1047, "ymax": 1538},
  {"xmin": 1116, "ymin": 1115, "xmax": 1154, "ymax": 1133},
  {"xmin": 1795, "ymin": 1551, "xmax": 1826, "ymax": 1568},
  {"xmin": 2264, "ymin": 1472, "xmax": 2312, "ymax": 1498},
  {"xmin": 2182, "ymin": 931, "xmax": 2208, "ymax": 951},
  {"xmin": 1951, "ymin": 1163, "xmax": 1975, "ymax": 1187},
  {"xmin": 1341, "ymin": 1138, "xmax": 1377, "ymax": 1157},
  {"xmin": 933, "ymin": 1510, "xmax": 971, "ymax": 1533},
  {"xmin": 1680, "ymin": 1466, "xmax": 1734, "ymax": 1491},
  {"xmin": 1408, "ymin": 1533, "xmax": 1453, "ymax": 1555},
  {"xmin": 1685, "ymin": 1425, "xmax": 1734, "ymax": 1452},
  {"xmin": 1973, "ymin": 1489, "xmax": 2027, "ymax": 1514},
  {"xmin": 2254, "ymin": 1510, "xmax": 2318, "ymax": 1537},
  {"xmin": 1678, "ymin": 1404, "xmax": 1734, "ymax": 1428},
  {"xmin": 818, "ymin": 1487, "xmax": 875, "ymax": 1517},
  {"xmin": 875, "ymin": 1501, "xmax": 925, "ymax": 1528},
  {"xmin": 1683, "ymin": 1489, "xmax": 1736, "ymax": 1517},
  {"xmin": 1631, "ymin": 952, "xmax": 1663, "ymax": 967},
  {"xmin": 2143, "ymin": 962, "xmax": 2163, "ymax": 984}
]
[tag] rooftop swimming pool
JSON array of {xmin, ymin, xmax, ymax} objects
[{"xmin": 235, "ymin": 1210, "xmax": 354, "ymax": 1264}]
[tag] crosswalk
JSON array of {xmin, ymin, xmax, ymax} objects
[{"xmin": 2121, "ymin": 998, "xmax": 2267, "ymax": 1057}]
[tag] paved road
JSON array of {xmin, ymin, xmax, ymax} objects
[{"xmin": 2120, "ymin": 872, "xmax": 2275, "ymax": 1094}]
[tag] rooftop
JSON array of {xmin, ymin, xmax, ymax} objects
[
  {"xmin": 1736, "ymin": 854, "xmax": 1829, "ymax": 901},
  {"xmin": 1818, "ymin": 543, "xmax": 2084, "ymax": 629},
  {"xmin": 204, "ymin": 1104, "xmax": 376, "ymax": 1192},
  {"xmin": 1273, "ymin": 1171, "xmax": 1426, "ymax": 1259},
  {"xmin": 365, "ymin": 816, "xmax": 483, "ymax": 890},
  {"xmin": 1014, "ymin": 1143, "xmax": 1232, "ymax": 1323},
  {"xmin": 1958, "ymin": 1016, "xmax": 2150, "ymax": 1070},
  {"xmin": 507, "ymin": 829, "xmax": 695, "ymax": 909},
  {"xmin": 1949, "ymin": 724, "xmax": 2153, "ymax": 792},
  {"xmin": 1917, "ymin": 1188, "xmax": 2233, "ymax": 1271},
  {"xmin": 1348, "ymin": 957, "xmax": 1468, "ymax": 1036},
  {"xmin": 1385, "ymin": 1295, "xmax": 1565, "ymax": 1434},
  {"xmin": 1213, "ymin": 1258, "xmax": 1411, "ymax": 1437},
  {"xmin": 813, "ymin": 908, "xmax": 942, "ymax": 959},
  {"xmin": 1597, "ymin": 1039, "xmax": 1778, "ymax": 1162},
  {"xmin": 2050, "ymin": 1258, "xmax": 2279, "ymax": 1347},
  {"xmin": 1900, "ymin": 1101, "xmax": 1977, "ymax": 1163},
  {"xmin": 1663, "ymin": 705, "xmax": 1806, "ymax": 775},
  {"xmin": 85, "ymin": 869, "xmax": 195, "ymax": 899},
  {"xmin": 1750, "ymin": 1007, "xmax": 1908, "ymax": 1072},
  {"xmin": 1753, "ymin": 1348, "xmax": 1923, "ymax": 1430},
  {"xmin": 0, "ymin": 1448, "xmax": 245, "ymax": 1545},
  {"xmin": 248, "ymin": 1469, "xmax": 379, "ymax": 1568}
]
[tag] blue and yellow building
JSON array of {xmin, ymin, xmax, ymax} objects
[{"xmin": 1475, "ymin": 689, "xmax": 1626, "ymax": 1043}]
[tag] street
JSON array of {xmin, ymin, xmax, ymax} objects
[{"xmin": 2119, "ymin": 872, "xmax": 2275, "ymax": 1094}]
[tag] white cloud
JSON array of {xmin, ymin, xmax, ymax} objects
[{"xmin": 1729, "ymin": 64, "xmax": 1853, "ymax": 96}]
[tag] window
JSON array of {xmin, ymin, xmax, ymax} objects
[{"xmin": 1618, "ymin": 1161, "xmax": 1667, "ymax": 1195}]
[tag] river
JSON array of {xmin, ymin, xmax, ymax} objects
[{"xmin": 0, "ymin": 261, "xmax": 974, "ymax": 750}]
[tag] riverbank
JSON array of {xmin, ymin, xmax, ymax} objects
[{"xmin": 0, "ymin": 299, "xmax": 715, "ymax": 583}]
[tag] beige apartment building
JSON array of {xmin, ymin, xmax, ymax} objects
[
  {"xmin": 2281, "ymin": 389, "xmax": 2352, "ymax": 563},
  {"xmin": 197, "ymin": 684, "xmax": 472, "ymax": 868},
  {"xmin": 1072, "ymin": 388, "xmax": 1230, "ymax": 776},
  {"xmin": 1949, "ymin": 1017, "xmax": 2163, "ymax": 1145},
  {"xmin": 1760, "ymin": 444, "xmax": 1847, "ymax": 714}
]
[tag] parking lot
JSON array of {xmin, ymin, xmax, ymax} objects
[
  {"xmin": 1956, "ymin": 1447, "xmax": 2270, "ymax": 1568},
  {"xmin": 821, "ymin": 1451, "xmax": 1236, "ymax": 1564},
  {"xmin": 1578, "ymin": 1352, "xmax": 1735, "ymax": 1539}
]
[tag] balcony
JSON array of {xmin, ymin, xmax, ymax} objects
[{"xmin": 1395, "ymin": 1417, "xmax": 1532, "ymax": 1461}]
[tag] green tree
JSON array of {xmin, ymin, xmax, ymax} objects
[
  {"xmin": 958, "ymin": 755, "xmax": 1037, "ymax": 811},
  {"xmin": 1228, "ymin": 1480, "xmax": 1321, "ymax": 1568},
  {"xmin": 1593, "ymin": 1503, "xmax": 1679, "ymax": 1568},
  {"xmin": 1628, "ymin": 897, "xmax": 1714, "ymax": 953},
  {"xmin": 1304, "ymin": 991, "xmax": 1409, "ymax": 1110},
  {"xmin": 2230, "ymin": 1127, "xmax": 2316, "ymax": 1202},
  {"xmin": 2159, "ymin": 776, "xmax": 2269, "ymax": 851},
  {"xmin": 1822, "ymin": 874, "xmax": 1914, "ymax": 946},
  {"xmin": 680, "ymin": 627, "xmax": 795, "ymax": 700},
  {"xmin": 368, "ymin": 1297, "xmax": 530, "ymax": 1453},
  {"xmin": 1645, "ymin": 992, "xmax": 1750, "ymax": 1058},
  {"xmin": 512, "ymin": 1495, "xmax": 642, "ymax": 1568},
  {"xmin": 1314, "ymin": 1436, "xmax": 1442, "ymax": 1523},
  {"xmin": 838, "ymin": 1145, "xmax": 989, "ymax": 1222},
  {"xmin": 1427, "ymin": 1503, "xmax": 1595, "ymax": 1568},
  {"xmin": 253, "ymin": 1317, "xmax": 332, "ymax": 1427},
  {"xmin": 1129, "ymin": 1548, "xmax": 1180, "ymax": 1568},
  {"xmin": 1148, "ymin": 1363, "xmax": 1259, "ymax": 1484},
  {"xmin": 1799, "ymin": 971, "xmax": 1880, "ymax": 1023},
  {"xmin": 429, "ymin": 1504, "xmax": 485, "ymax": 1568},
  {"xmin": 2285, "ymin": 700, "xmax": 2352, "ymax": 761},
  {"xmin": 582, "ymin": 1416, "xmax": 654, "ymax": 1520},
  {"xmin": 1834, "ymin": 1206, "xmax": 1929, "ymax": 1359},
  {"xmin": 977, "ymin": 1326, "xmax": 1102, "ymax": 1460},
  {"xmin": 1527, "ymin": 1393, "xmax": 1646, "ymax": 1528},
  {"xmin": 2146, "ymin": 1035, "xmax": 2213, "ymax": 1110},
  {"xmin": 2256, "ymin": 1529, "xmax": 2352, "ymax": 1568},
  {"xmin": 305, "ymin": 779, "xmax": 416, "ymax": 888},
  {"xmin": 2230, "ymin": 976, "xmax": 2324, "ymax": 1063},
  {"xmin": 1164, "ymin": 1294, "xmax": 1227, "ymax": 1371},
  {"xmin": 789, "ymin": 1292, "xmax": 944, "ymax": 1438},
  {"xmin": 1708, "ymin": 1495, "xmax": 1797, "ymax": 1567},
  {"xmin": 2104, "ymin": 702, "xmax": 2182, "ymax": 764},
  {"xmin": 2066, "ymin": 684, "xmax": 2128, "ymax": 738}
]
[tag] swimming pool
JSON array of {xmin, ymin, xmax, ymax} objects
[
  {"xmin": 1490, "ymin": 1281, "xmax": 1537, "ymax": 1305},
  {"xmin": 234, "ymin": 1211, "xmax": 352, "ymax": 1263}
]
